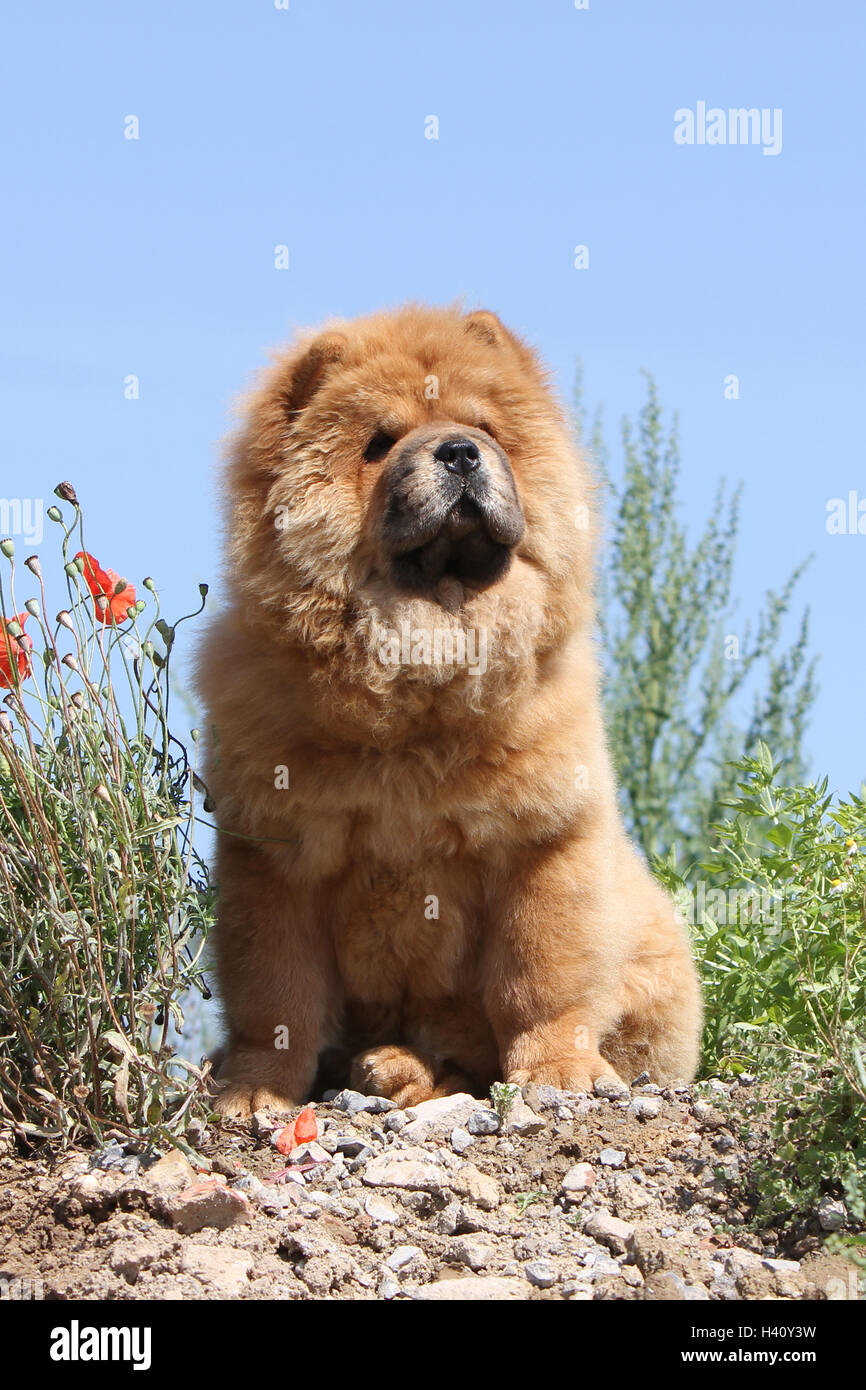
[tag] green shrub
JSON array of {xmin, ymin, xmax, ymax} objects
[
  {"xmin": 0, "ymin": 485, "xmax": 213, "ymax": 1146},
  {"xmin": 656, "ymin": 743, "xmax": 866, "ymax": 1221}
]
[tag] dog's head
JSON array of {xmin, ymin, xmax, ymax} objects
[{"xmin": 225, "ymin": 305, "xmax": 595, "ymax": 684}]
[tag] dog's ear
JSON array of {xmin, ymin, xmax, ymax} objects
[
  {"xmin": 463, "ymin": 309, "xmax": 510, "ymax": 349},
  {"xmin": 280, "ymin": 330, "xmax": 348, "ymax": 417},
  {"xmin": 463, "ymin": 310, "xmax": 536, "ymax": 369}
]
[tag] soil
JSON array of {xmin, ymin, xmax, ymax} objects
[{"xmin": 0, "ymin": 1075, "xmax": 860, "ymax": 1302}]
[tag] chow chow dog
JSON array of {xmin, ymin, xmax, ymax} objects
[{"xmin": 197, "ymin": 305, "xmax": 701, "ymax": 1116}]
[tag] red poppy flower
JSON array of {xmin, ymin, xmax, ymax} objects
[
  {"xmin": 75, "ymin": 551, "xmax": 136, "ymax": 625},
  {"xmin": 0, "ymin": 613, "xmax": 32, "ymax": 689},
  {"xmin": 273, "ymin": 1106, "xmax": 318, "ymax": 1156}
]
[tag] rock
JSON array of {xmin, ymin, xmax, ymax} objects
[
  {"xmin": 645, "ymin": 1271, "xmax": 709, "ymax": 1301},
  {"xmin": 467, "ymin": 1109, "xmax": 500, "ymax": 1136},
  {"xmin": 449, "ymin": 1163, "xmax": 501, "ymax": 1211},
  {"xmin": 167, "ymin": 1178, "xmax": 252, "ymax": 1234},
  {"xmin": 378, "ymin": 1275, "xmax": 401, "ymax": 1300},
  {"xmin": 520, "ymin": 1083, "xmax": 544, "ymax": 1113},
  {"xmin": 363, "ymin": 1149, "xmax": 444, "ymax": 1193},
  {"xmin": 534, "ymin": 1086, "xmax": 576, "ymax": 1110},
  {"xmin": 180, "ymin": 1245, "xmax": 253, "ymax": 1297},
  {"xmin": 525, "ymin": 1259, "xmax": 556, "ymax": 1288},
  {"xmin": 401, "ymin": 1094, "xmax": 478, "ymax": 1143},
  {"xmin": 251, "ymin": 1110, "xmax": 279, "ymax": 1138},
  {"xmin": 598, "ymin": 1147, "xmax": 627, "ymax": 1168},
  {"xmin": 504, "ymin": 1098, "xmax": 545, "ymax": 1137},
  {"xmin": 583, "ymin": 1209, "xmax": 634, "ymax": 1254},
  {"xmin": 451, "ymin": 1127, "xmax": 474, "ymax": 1154},
  {"xmin": 386, "ymin": 1244, "xmax": 425, "ymax": 1272},
  {"xmin": 364, "ymin": 1192, "xmax": 402, "ymax": 1224},
  {"xmin": 449, "ymin": 1234, "xmax": 497, "ymax": 1271},
  {"xmin": 692, "ymin": 1101, "xmax": 727, "ymax": 1130},
  {"xmin": 762, "ymin": 1257, "xmax": 801, "ymax": 1275},
  {"xmin": 334, "ymin": 1136, "xmax": 372, "ymax": 1160},
  {"xmin": 291, "ymin": 1141, "xmax": 333, "ymax": 1165},
  {"xmin": 408, "ymin": 1276, "xmax": 533, "ymax": 1301},
  {"xmin": 561, "ymin": 1163, "xmax": 595, "ymax": 1193},
  {"xmin": 580, "ymin": 1248, "xmax": 622, "ymax": 1280},
  {"xmin": 383, "ymin": 1110, "xmax": 408, "ymax": 1132},
  {"xmin": 594, "ymin": 1076, "xmax": 630, "ymax": 1101},
  {"xmin": 144, "ymin": 1148, "xmax": 197, "ymax": 1195},
  {"xmin": 611, "ymin": 1174, "xmax": 653, "ymax": 1213},
  {"xmin": 333, "ymin": 1089, "xmax": 396, "ymax": 1116},
  {"xmin": 109, "ymin": 1239, "xmax": 167, "ymax": 1284},
  {"xmin": 817, "ymin": 1197, "xmax": 846, "ymax": 1232},
  {"xmin": 631, "ymin": 1071, "xmax": 651, "ymax": 1086},
  {"xmin": 629, "ymin": 1096, "xmax": 662, "ymax": 1120},
  {"xmin": 233, "ymin": 1172, "xmax": 303, "ymax": 1212}
]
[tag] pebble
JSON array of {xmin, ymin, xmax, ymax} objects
[
  {"xmin": 631, "ymin": 1071, "xmax": 651, "ymax": 1086},
  {"xmin": 629, "ymin": 1096, "xmax": 662, "ymax": 1120},
  {"xmin": 467, "ymin": 1109, "xmax": 501, "ymax": 1136},
  {"xmin": 450, "ymin": 1163, "xmax": 502, "ymax": 1210},
  {"xmin": 583, "ymin": 1209, "xmax": 635, "ymax": 1254},
  {"xmin": 401, "ymin": 1094, "xmax": 478, "ymax": 1143},
  {"xmin": 504, "ymin": 1098, "xmax": 545, "ymax": 1137},
  {"xmin": 598, "ymin": 1147, "xmax": 627, "ymax": 1168},
  {"xmin": 180, "ymin": 1245, "xmax": 253, "ymax": 1297},
  {"xmin": 386, "ymin": 1244, "xmax": 424, "ymax": 1271},
  {"xmin": 363, "ymin": 1192, "xmax": 402, "ymax": 1224},
  {"xmin": 408, "ymin": 1276, "xmax": 533, "ymax": 1301},
  {"xmin": 692, "ymin": 1101, "xmax": 727, "ymax": 1130},
  {"xmin": 450, "ymin": 1233, "xmax": 497, "ymax": 1271},
  {"xmin": 817, "ymin": 1196, "xmax": 846, "ymax": 1232},
  {"xmin": 334, "ymin": 1137, "xmax": 373, "ymax": 1160},
  {"xmin": 561, "ymin": 1163, "xmax": 595, "ymax": 1193},
  {"xmin": 450, "ymin": 1127, "xmax": 474, "ymax": 1154},
  {"xmin": 363, "ymin": 1153, "xmax": 444, "ymax": 1193},
  {"xmin": 525, "ymin": 1259, "xmax": 556, "ymax": 1288},
  {"xmin": 332, "ymin": 1089, "xmax": 397, "ymax": 1116},
  {"xmin": 167, "ymin": 1178, "xmax": 253, "ymax": 1234},
  {"xmin": 378, "ymin": 1275, "xmax": 401, "ymax": 1300}
]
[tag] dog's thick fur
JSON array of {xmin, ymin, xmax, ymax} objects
[{"xmin": 197, "ymin": 305, "xmax": 702, "ymax": 1115}]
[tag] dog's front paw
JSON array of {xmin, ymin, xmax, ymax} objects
[
  {"xmin": 507, "ymin": 1052, "xmax": 625, "ymax": 1095},
  {"xmin": 350, "ymin": 1044, "xmax": 438, "ymax": 1107},
  {"xmin": 208, "ymin": 1045, "xmax": 302, "ymax": 1119}
]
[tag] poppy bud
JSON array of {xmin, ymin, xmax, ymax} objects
[
  {"xmin": 1, "ymin": 538, "xmax": 14, "ymax": 558},
  {"xmin": 54, "ymin": 481, "xmax": 80, "ymax": 506},
  {"xmin": 57, "ymin": 611, "xmax": 74, "ymax": 629},
  {"xmin": 47, "ymin": 506, "xmax": 63, "ymax": 523},
  {"xmin": 25, "ymin": 555, "xmax": 41, "ymax": 576},
  {"xmin": 62, "ymin": 653, "xmax": 79, "ymax": 671}
]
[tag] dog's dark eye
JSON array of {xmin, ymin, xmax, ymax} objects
[{"xmin": 363, "ymin": 431, "xmax": 397, "ymax": 463}]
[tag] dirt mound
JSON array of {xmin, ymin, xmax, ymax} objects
[{"xmin": 0, "ymin": 1076, "xmax": 859, "ymax": 1301}]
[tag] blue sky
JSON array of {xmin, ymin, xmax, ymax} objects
[{"xmin": 2, "ymin": 0, "xmax": 863, "ymax": 794}]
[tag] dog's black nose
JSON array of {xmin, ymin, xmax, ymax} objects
[{"xmin": 433, "ymin": 438, "xmax": 481, "ymax": 476}]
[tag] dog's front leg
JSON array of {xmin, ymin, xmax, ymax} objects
[{"xmin": 210, "ymin": 838, "xmax": 334, "ymax": 1117}]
